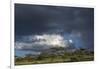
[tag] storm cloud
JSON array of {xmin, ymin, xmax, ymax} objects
[{"xmin": 15, "ymin": 4, "xmax": 94, "ymax": 51}]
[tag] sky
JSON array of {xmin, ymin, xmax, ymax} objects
[{"xmin": 15, "ymin": 4, "xmax": 94, "ymax": 56}]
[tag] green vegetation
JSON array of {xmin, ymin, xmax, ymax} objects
[{"xmin": 15, "ymin": 48, "xmax": 94, "ymax": 65}]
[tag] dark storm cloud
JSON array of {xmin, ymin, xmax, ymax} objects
[
  {"xmin": 15, "ymin": 4, "xmax": 94, "ymax": 35},
  {"xmin": 15, "ymin": 4, "xmax": 94, "ymax": 50}
]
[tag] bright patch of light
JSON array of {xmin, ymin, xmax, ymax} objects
[
  {"xmin": 33, "ymin": 34, "xmax": 67, "ymax": 47},
  {"xmin": 69, "ymin": 39, "xmax": 73, "ymax": 43}
]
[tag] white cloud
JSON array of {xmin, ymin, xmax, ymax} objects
[{"xmin": 15, "ymin": 34, "xmax": 70, "ymax": 50}]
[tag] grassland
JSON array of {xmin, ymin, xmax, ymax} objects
[{"xmin": 15, "ymin": 48, "xmax": 94, "ymax": 65}]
